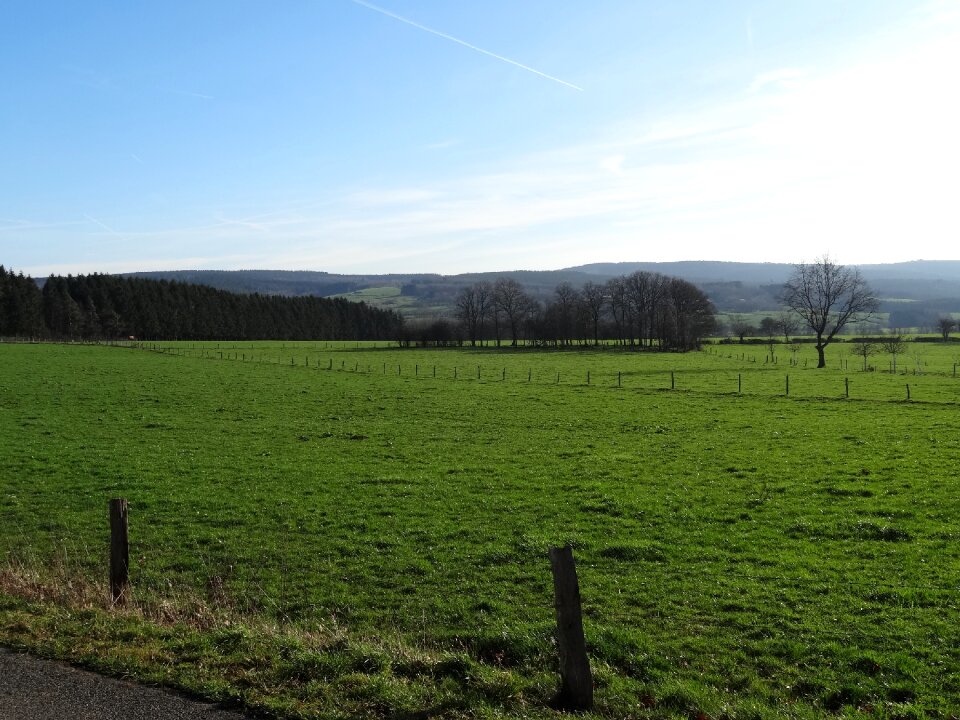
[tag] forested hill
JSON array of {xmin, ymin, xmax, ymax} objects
[
  {"xmin": 117, "ymin": 261, "xmax": 960, "ymax": 321},
  {"xmin": 0, "ymin": 267, "xmax": 403, "ymax": 340}
]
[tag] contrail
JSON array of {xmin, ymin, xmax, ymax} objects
[
  {"xmin": 84, "ymin": 214, "xmax": 123, "ymax": 237},
  {"xmin": 346, "ymin": 0, "xmax": 583, "ymax": 91}
]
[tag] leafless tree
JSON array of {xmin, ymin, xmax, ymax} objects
[
  {"xmin": 553, "ymin": 282, "xmax": 581, "ymax": 346},
  {"xmin": 880, "ymin": 333, "xmax": 906, "ymax": 373},
  {"xmin": 661, "ymin": 277, "xmax": 716, "ymax": 350},
  {"xmin": 729, "ymin": 315, "xmax": 755, "ymax": 344},
  {"xmin": 776, "ymin": 311, "xmax": 799, "ymax": 343},
  {"xmin": 580, "ymin": 281, "xmax": 606, "ymax": 346},
  {"xmin": 626, "ymin": 271, "xmax": 668, "ymax": 348},
  {"xmin": 493, "ymin": 278, "xmax": 535, "ymax": 346},
  {"xmin": 937, "ymin": 316, "xmax": 957, "ymax": 341},
  {"xmin": 454, "ymin": 282, "xmax": 492, "ymax": 347},
  {"xmin": 758, "ymin": 316, "xmax": 779, "ymax": 341},
  {"xmin": 605, "ymin": 276, "xmax": 629, "ymax": 345},
  {"xmin": 851, "ymin": 341, "xmax": 876, "ymax": 371},
  {"xmin": 781, "ymin": 256, "xmax": 878, "ymax": 368}
]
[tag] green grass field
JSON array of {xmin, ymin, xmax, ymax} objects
[{"xmin": 1, "ymin": 341, "xmax": 959, "ymax": 719}]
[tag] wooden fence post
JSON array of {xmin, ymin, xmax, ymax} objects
[
  {"xmin": 906, "ymin": 383, "xmax": 911, "ymax": 401},
  {"xmin": 845, "ymin": 377, "xmax": 849, "ymax": 398},
  {"xmin": 548, "ymin": 545, "xmax": 593, "ymax": 711},
  {"xmin": 109, "ymin": 498, "xmax": 129, "ymax": 604},
  {"xmin": 738, "ymin": 373, "xmax": 741, "ymax": 393},
  {"xmin": 670, "ymin": 371, "xmax": 675, "ymax": 390}
]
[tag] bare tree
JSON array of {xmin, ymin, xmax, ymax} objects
[
  {"xmin": 661, "ymin": 277, "xmax": 716, "ymax": 350},
  {"xmin": 580, "ymin": 282, "xmax": 606, "ymax": 346},
  {"xmin": 493, "ymin": 278, "xmax": 535, "ymax": 346},
  {"xmin": 937, "ymin": 316, "xmax": 957, "ymax": 341},
  {"xmin": 776, "ymin": 311, "xmax": 799, "ymax": 343},
  {"xmin": 758, "ymin": 316, "xmax": 779, "ymax": 342},
  {"xmin": 851, "ymin": 341, "xmax": 876, "ymax": 371},
  {"xmin": 605, "ymin": 277, "xmax": 629, "ymax": 345},
  {"xmin": 781, "ymin": 256, "xmax": 878, "ymax": 368},
  {"xmin": 553, "ymin": 282, "xmax": 581, "ymax": 346},
  {"xmin": 880, "ymin": 333, "xmax": 905, "ymax": 373},
  {"xmin": 625, "ymin": 271, "xmax": 668, "ymax": 348},
  {"xmin": 454, "ymin": 282, "xmax": 492, "ymax": 347},
  {"xmin": 729, "ymin": 315, "xmax": 755, "ymax": 344}
]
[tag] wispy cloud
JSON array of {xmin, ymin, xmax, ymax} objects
[
  {"xmin": 345, "ymin": 0, "xmax": 583, "ymax": 91},
  {"xmin": 165, "ymin": 88, "xmax": 215, "ymax": 101}
]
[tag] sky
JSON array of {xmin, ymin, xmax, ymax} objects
[{"xmin": 3, "ymin": 0, "xmax": 960, "ymax": 276}]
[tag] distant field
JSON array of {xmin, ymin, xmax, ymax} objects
[
  {"xmin": 2, "ymin": 341, "xmax": 959, "ymax": 719},
  {"xmin": 331, "ymin": 285, "xmax": 449, "ymax": 321}
]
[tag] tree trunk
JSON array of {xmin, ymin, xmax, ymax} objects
[{"xmin": 816, "ymin": 343, "xmax": 826, "ymax": 368}]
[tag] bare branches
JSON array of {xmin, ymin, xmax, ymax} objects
[{"xmin": 781, "ymin": 256, "xmax": 878, "ymax": 367}]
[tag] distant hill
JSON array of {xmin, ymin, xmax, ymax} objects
[
  {"xmin": 568, "ymin": 260, "xmax": 960, "ymax": 287},
  {"xmin": 120, "ymin": 260, "xmax": 960, "ymax": 326}
]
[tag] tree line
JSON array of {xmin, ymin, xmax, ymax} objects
[
  {"xmin": 0, "ymin": 266, "xmax": 404, "ymax": 341},
  {"xmin": 405, "ymin": 272, "xmax": 717, "ymax": 350}
]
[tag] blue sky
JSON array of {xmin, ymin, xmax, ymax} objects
[{"xmin": 3, "ymin": 1, "xmax": 959, "ymax": 276}]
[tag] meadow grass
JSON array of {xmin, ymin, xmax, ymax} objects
[{"xmin": 1, "ymin": 341, "xmax": 958, "ymax": 719}]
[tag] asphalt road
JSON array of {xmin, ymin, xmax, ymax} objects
[{"xmin": 0, "ymin": 648, "xmax": 250, "ymax": 720}]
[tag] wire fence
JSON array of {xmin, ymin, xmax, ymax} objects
[{"xmin": 124, "ymin": 340, "xmax": 960, "ymax": 406}]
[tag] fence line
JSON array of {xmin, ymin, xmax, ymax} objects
[{"xmin": 133, "ymin": 343, "xmax": 960, "ymax": 406}]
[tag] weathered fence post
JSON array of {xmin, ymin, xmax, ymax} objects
[
  {"xmin": 906, "ymin": 383, "xmax": 911, "ymax": 401},
  {"xmin": 738, "ymin": 373, "xmax": 741, "ymax": 393},
  {"xmin": 617, "ymin": 371, "xmax": 621, "ymax": 387},
  {"xmin": 586, "ymin": 370, "xmax": 590, "ymax": 385},
  {"xmin": 548, "ymin": 545, "xmax": 593, "ymax": 711},
  {"xmin": 109, "ymin": 498, "xmax": 129, "ymax": 604},
  {"xmin": 670, "ymin": 371, "xmax": 675, "ymax": 390},
  {"xmin": 785, "ymin": 375, "xmax": 789, "ymax": 396},
  {"xmin": 845, "ymin": 377, "xmax": 849, "ymax": 398}
]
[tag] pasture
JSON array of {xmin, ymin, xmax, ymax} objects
[{"xmin": 1, "ymin": 341, "xmax": 958, "ymax": 719}]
